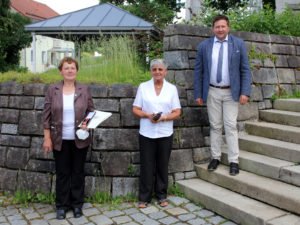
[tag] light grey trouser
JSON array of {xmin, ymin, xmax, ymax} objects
[{"xmin": 207, "ymin": 86, "xmax": 239, "ymax": 163}]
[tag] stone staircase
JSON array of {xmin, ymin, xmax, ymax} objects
[{"xmin": 177, "ymin": 99, "xmax": 300, "ymax": 225}]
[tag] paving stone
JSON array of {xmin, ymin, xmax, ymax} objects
[
  {"xmin": 166, "ymin": 207, "xmax": 188, "ymax": 216},
  {"xmin": 0, "ymin": 216, "xmax": 7, "ymax": 222},
  {"xmin": 159, "ymin": 216, "xmax": 179, "ymax": 224},
  {"xmin": 7, "ymin": 214, "xmax": 23, "ymax": 221},
  {"xmin": 222, "ymin": 221, "xmax": 238, "ymax": 225},
  {"xmin": 139, "ymin": 205, "xmax": 159, "ymax": 214},
  {"xmin": 82, "ymin": 203, "xmax": 93, "ymax": 209},
  {"xmin": 195, "ymin": 209, "xmax": 214, "ymax": 218},
  {"xmin": 112, "ymin": 215, "xmax": 132, "ymax": 224},
  {"xmin": 30, "ymin": 220, "xmax": 49, "ymax": 225},
  {"xmin": 48, "ymin": 219, "xmax": 70, "ymax": 225},
  {"xmin": 24, "ymin": 212, "xmax": 40, "ymax": 220},
  {"xmin": 10, "ymin": 220, "xmax": 28, "ymax": 225},
  {"xmin": 36, "ymin": 206, "xmax": 54, "ymax": 214},
  {"xmin": 123, "ymin": 208, "xmax": 139, "ymax": 215},
  {"xmin": 148, "ymin": 211, "xmax": 168, "ymax": 220},
  {"xmin": 90, "ymin": 215, "xmax": 114, "ymax": 225},
  {"xmin": 122, "ymin": 222, "xmax": 139, "ymax": 225},
  {"xmin": 187, "ymin": 218, "xmax": 207, "ymax": 225},
  {"xmin": 130, "ymin": 212, "xmax": 149, "ymax": 223},
  {"xmin": 43, "ymin": 212, "xmax": 56, "ymax": 220},
  {"xmin": 103, "ymin": 209, "xmax": 124, "ymax": 218},
  {"xmin": 3, "ymin": 208, "xmax": 18, "ymax": 216},
  {"xmin": 68, "ymin": 216, "xmax": 89, "ymax": 225},
  {"xmin": 116, "ymin": 203, "xmax": 134, "ymax": 210},
  {"xmin": 168, "ymin": 196, "xmax": 190, "ymax": 206},
  {"xmin": 178, "ymin": 213, "xmax": 197, "ymax": 221},
  {"xmin": 184, "ymin": 203, "xmax": 202, "ymax": 212},
  {"xmin": 82, "ymin": 207, "xmax": 100, "ymax": 217},
  {"xmin": 207, "ymin": 215, "xmax": 226, "ymax": 224},
  {"xmin": 19, "ymin": 207, "xmax": 35, "ymax": 214}
]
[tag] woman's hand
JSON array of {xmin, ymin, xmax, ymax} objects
[{"xmin": 43, "ymin": 137, "xmax": 53, "ymax": 153}]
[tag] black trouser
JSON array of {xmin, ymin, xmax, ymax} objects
[
  {"xmin": 138, "ymin": 134, "xmax": 173, "ymax": 203},
  {"xmin": 53, "ymin": 140, "xmax": 88, "ymax": 210}
]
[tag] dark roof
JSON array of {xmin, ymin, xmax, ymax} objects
[
  {"xmin": 25, "ymin": 3, "xmax": 162, "ymax": 38},
  {"xmin": 11, "ymin": 0, "xmax": 59, "ymax": 21}
]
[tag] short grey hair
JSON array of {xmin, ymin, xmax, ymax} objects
[{"xmin": 150, "ymin": 59, "xmax": 168, "ymax": 70}]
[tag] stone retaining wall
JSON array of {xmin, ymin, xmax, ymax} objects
[{"xmin": 0, "ymin": 24, "xmax": 299, "ymax": 196}]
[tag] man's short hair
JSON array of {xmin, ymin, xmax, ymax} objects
[{"xmin": 212, "ymin": 15, "xmax": 230, "ymax": 27}]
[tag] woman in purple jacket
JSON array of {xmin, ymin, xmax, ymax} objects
[{"xmin": 43, "ymin": 57, "xmax": 94, "ymax": 220}]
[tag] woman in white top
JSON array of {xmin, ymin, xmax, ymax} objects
[
  {"xmin": 43, "ymin": 57, "xmax": 94, "ymax": 220},
  {"xmin": 133, "ymin": 59, "xmax": 181, "ymax": 208}
]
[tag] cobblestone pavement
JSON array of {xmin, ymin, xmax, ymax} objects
[{"xmin": 0, "ymin": 196, "xmax": 238, "ymax": 225}]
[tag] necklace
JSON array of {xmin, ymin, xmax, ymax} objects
[{"xmin": 155, "ymin": 85, "xmax": 162, "ymax": 89}]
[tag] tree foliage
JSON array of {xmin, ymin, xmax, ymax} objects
[
  {"xmin": 0, "ymin": 0, "xmax": 32, "ymax": 72},
  {"xmin": 101, "ymin": 0, "xmax": 183, "ymax": 28}
]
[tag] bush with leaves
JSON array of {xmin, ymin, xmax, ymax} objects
[{"xmin": 185, "ymin": 1, "xmax": 300, "ymax": 37}]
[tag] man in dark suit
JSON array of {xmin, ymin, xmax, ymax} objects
[{"xmin": 194, "ymin": 15, "xmax": 252, "ymax": 176}]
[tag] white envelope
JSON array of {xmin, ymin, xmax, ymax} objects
[{"xmin": 79, "ymin": 110, "xmax": 112, "ymax": 129}]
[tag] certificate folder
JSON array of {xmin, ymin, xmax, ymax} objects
[{"xmin": 79, "ymin": 110, "xmax": 112, "ymax": 129}]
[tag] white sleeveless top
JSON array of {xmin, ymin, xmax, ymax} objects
[{"xmin": 62, "ymin": 93, "xmax": 75, "ymax": 140}]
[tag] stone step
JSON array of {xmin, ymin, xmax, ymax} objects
[
  {"xmin": 176, "ymin": 178, "xmax": 295, "ymax": 225},
  {"xmin": 259, "ymin": 109, "xmax": 300, "ymax": 127},
  {"xmin": 245, "ymin": 121, "xmax": 300, "ymax": 144},
  {"xmin": 195, "ymin": 164, "xmax": 300, "ymax": 215},
  {"xmin": 273, "ymin": 99, "xmax": 300, "ymax": 112},
  {"xmin": 238, "ymin": 133, "xmax": 300, "ymax": 162},
  {"xmin": 221, "ymin": 148, "xmax": 300, "ymax": 187}
]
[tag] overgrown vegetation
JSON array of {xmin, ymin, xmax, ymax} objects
[
  {"xmin": 9, "ymin": 190, "xmax": 55, "ymax": 207},
  {"xmin": 0, "ymin": 36, "xmax": 150, "ymax": 85},
  {"xmin": 271, "ymin": 90, "xmax": 300, "ymax": 101},
  {"xmin": 186, "ymin": 1, "xmax": 300, "ymax": 37},
  {"xmin": 86, "ymin": 192, "xmax": 136, "ymax": 207}
]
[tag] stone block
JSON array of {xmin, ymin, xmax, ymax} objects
[
  {"xmin": 185, "ymin": 171, "xmax": 197, "ymax": 179},
  {"xmin": 131, "ymin": 152, "xmax": 140, "ymax": 164},
  {"xmin": 30, "ymin": 137, "xmax": 53, "ymax": 159},
  {"xmin": 169, "ymin": 149, "xmax": 194, "ymax": 173},
  {"xmin": 258, "ymin": 101, "xmax": 266, "ymax": 110},
  {"xmin": 275, "ymin": 55, "xmax": 289, "ymax": 67},
  {"xmin": 0, "ymin": 82, "xmax": 23, "ymax": 95},
  {"xmin": 0, "ymin": 109, "xmax": 19, "ymax": 123},
  {"xmin": 193, "ymin": 147, "xmax": 211, "ymax": 163},
  {"xmin": 297, "ymin": 46, "xmax": 300, "ymax": 56},
  {"xmin": 296, "ymin": 70, "xmax": 300, "ymax": 83},
  {"xmin": 6, "ymin": 147, "xmax": 29, "ymax": 169},
  {"xmin": 109, "ymin": 84, "xmax": 134, "ymax": 97},
  {"xmin": 263, "ymin": 58, "xmax": 275, "ymax": 68},
  {"xmin": 264, "ymin": 99, "xmax": 273, "ymax": 109},
  {"xmin": 0, "ymin": 96, "xmax": 8, "ymax": 107},
  {"xmin": 84, "ymin": 162, "xmax": 101, "ymax": 176},
  {"xmin": 238, "ymin": 102, "xmax": 259, "ymax": 121},
  {"xmin": 85, "ymin": 176, "xmax": 112, "ymax": 197},
  {"xmin": 252, "ymin": 68, "xmax": 278, "ymax": 84},
  {"xmin": 93, "ymin": 99, "xmax": 119, "ymax": 112},
  {"xmin": 189, "ymin": 51, "xmax": 196, "ymax": 59},
  {"xmin": 164, "ymin": 51, "xmax": 190, "ymax": 69},
  {"xmin": 163, "ymin": 36, "xmax": 170, "ymax": 51},
  {"xmin": 0, "ymin": 168, "xmax": 18, "ymax": 192},
  {"xmin": 272, "ymin": 44, "xmax": 296, "ymax": 55},
  {"xmin": 287, "ymin": 56, "xmax": 300, "ymax": 68},
  {"xmin": 89, "ymin": 84, "xmax": 108, "ymax": 97},
  {"xmin": 250, "ymin": 59, "xmax": 263, "ymax": 69},
  {"xmin": 112, "ymin": 177, "xmax": 138, "ymax": 197},
  {"xmin": 250, "ymin": 42, "xmax": 271, "ymax": 54},
  {"xmin": 174, "ymin": 172, "xmax": 184, "ymax": 181},
  {"xmin": 1, "ymin": 124, "xmax": 18, "ymax": 134},
  {"xmin": 174, "ymin": 127, "xmax": 204, "ymax": 149},
  {"xmin": 19, "ymin": 111, "xmax": 43, "ymax": 135},
  {"xmin": 0, "ymin": 146, "xmax": 7, "ymax": 166},
  {"xmin": 174, "ymin": 70, "xmax": 194, "ymax": 89},
  {"xmin": 189, "ymin": 59, "xmax": 196, "ymax": 69},
  {"xmin": 23, "ymin": 83, "xmax": 47, "ymax": 96},
  {"xmin": 164, "ymin": 24, "xmax": 211, "ymax": 37},
  {"xmin": 277, "ymin": 69, "xmax": 295, "ymax": 83},
  {"xmin": 186, "ymin": 90, "xmax": 198, "ymax": 106},
  {"xmin": 234, "ymin": 31, "xmax": 270, "ymax": 43},
  {"xmin": 169, "ymin": 35, "xmax": 202, "ymax": 50},
  {"xmin": 250, "ymin": 85, "xmax": 263, "ymax": 101},
  {"xmin": 98, "ymin": 113, "xmax": 120, "ymax": 127},
  {"xmin": 101, "ymin": 152, "xmax": 131, "ymax": 176},
  {"xmin": 182, "ymin": 107, "xmax": 209, "ymax": 127},
  {"xmin": 270, "ymin": 34, "xmax": 294, "ymax": 44},
  {"xmin": 17, "ymin": 171, "xmax": 52, "ymax": 193},
  {"xmin": 9, "ymin": 96, "xmax": 35, "ymax": 109},
  {"xmin": 26, "ymin": 159, "xmax": 55, "ymax": 173},
  {"xmin": 177, "ymin": 86, "xmax": 187, "ymax": 98},
  {"xmin": 34, "ymin": 97, "xmax": 44, "ymax": 110},
  {"xmin": 262, "ymin": 85, "xmax": 278, "ymax": 98},
  {"xmin": 280, "ymin": 84, "xmax": 294, "ymax": 95},
  {"xmin": 0, "ymin": 135, "xmax": 30, "ymax": 147},
  {"xmin": 93, "ymin": 129, "xmax": 139, "ymax": 150},
  {"xmin": 120, "ymin": 99, "xmax": 139, "ymax": 127}
]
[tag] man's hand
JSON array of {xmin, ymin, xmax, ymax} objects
[
  {"xmin": 239, "ymin": 95, "xmax": 249, "ymax": 105},
  {"xmin": 196, "ymin": 98, "xmax": 204, "ymax": 106}
]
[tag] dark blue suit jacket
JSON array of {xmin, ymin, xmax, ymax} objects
[{"xmin": 194, "ymin": 34, "xmax": 252, "ymax": 102}]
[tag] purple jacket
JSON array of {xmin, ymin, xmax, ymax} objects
[{"xmin": 43, "ymin": 81, "xmax": 95, "ymax": 151}]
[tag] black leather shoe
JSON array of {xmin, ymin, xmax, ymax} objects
[
  {"xmin": 73, "ymin": 208, "xmax": 83, "ymax": 218},
  {"xmin": 56, "ymin": 209, "xmax": 66, "ymax": 220},
  {"xmin": 230, "ymin": 163, "xmax": 239, "ymax": 176},
  {"xmin": 207, "ymin": 159, "xmax": 219, "ymax": 171}
]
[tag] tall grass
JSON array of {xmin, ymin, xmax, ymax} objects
[{"xmin": 0, "ymin": 36, "xmax": 150, "ymax": 86}]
